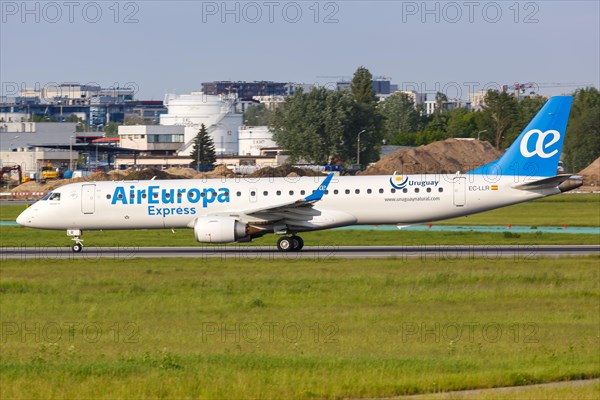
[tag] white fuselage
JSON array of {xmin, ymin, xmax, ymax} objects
[{"xmin": 17, "ymin": 174, "xmax": 557, "ymax": 233}]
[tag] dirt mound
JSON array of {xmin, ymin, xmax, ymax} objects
[
  {"xmin": 123, "ymin": 169, "xmax": 183, "ymax": 180},
  {"xmin": 12, "ymin": 172, "xmax": 115, "ymax": 193},
  {"xmin": 107, "ymin": 170, "xmax": 129, "ymax": 180},
  {"xmin": 166, "ymin": 165, "xmax": 235, "ymax": 179},
  {"xmin": 10, "ymin": 166, "xmax": 238, "ymax": 193},
  {"xmin": 361, "ymin": 139, "xmax": 503, "ymax": 175},
  {"xmin": 248, "ymin": 165, "xmax": 325, "ymax": 178},
  {"xmin": 166, "ymin": 167, "xmax": 200, "ymax": 178},
  {"xmin": 10, "ymin": 181, "xmax": 42, "ymax": 193},
  {"xmin": 204, "ymin": 165, "xmax": 236, "ymax": 178},
  {"xmin": 578, "ymin": 157, "xmax": 600, "ymax": 187}
]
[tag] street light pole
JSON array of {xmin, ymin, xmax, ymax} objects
[{"xmin": 357, "ymin": 129, "xmax": 366, "ymax": 166}]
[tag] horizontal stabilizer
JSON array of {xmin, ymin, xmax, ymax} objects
[{"xmin": 512, "ymin": 174, "xmax": 581, "ymax": 191}]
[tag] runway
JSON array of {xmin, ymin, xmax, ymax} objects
[{"xmin": 2, "ymin": 245, "xmax": 599, "ymax": 260}]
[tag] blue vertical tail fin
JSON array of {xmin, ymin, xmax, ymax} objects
[{"xmin": 469, "ymin": 96, "xmax": 573, "ymax": 177}]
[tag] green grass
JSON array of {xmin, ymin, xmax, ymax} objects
[
  {"xmin": 0, "ymin": 225, "xmax": 598, "ymax": 248},
  {"xmin": 1, "ymin": 257, "xmax": 599, "ymax": 398},
  {"xmin": 440, "ymin": 193, "xmax": 600, "ymax": 227}
]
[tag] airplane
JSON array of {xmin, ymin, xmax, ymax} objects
[{"xmin": 16, "ymin": 96, "xmax": 582, "ymax": 252}]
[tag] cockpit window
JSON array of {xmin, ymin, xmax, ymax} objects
[
  {"xmin": 41, "ymin": 193, "xmax": 52, "ymax": 200},
  {"xmin": 48, "ymin": 193, "xmax": 61, "ymax": 201}
]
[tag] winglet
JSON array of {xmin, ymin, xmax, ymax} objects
[{"xmin": 304, "ymin": 173, "xmax": 334, "ymax": 202}]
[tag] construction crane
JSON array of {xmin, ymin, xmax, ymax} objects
[{"xmin": 503, "ymin": 82, "xmax": 594, "ymax": 97}]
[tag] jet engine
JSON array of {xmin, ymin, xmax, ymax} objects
[{"xmin": 193, "ymin": 216, "xmax": 248, "ymax": 243}]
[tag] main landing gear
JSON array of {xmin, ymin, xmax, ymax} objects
[
  {"xmin": 277, "ymin": 235, "xmax": 304, "ymax": 252},
  {"xmin": 67, "ymin": 229, "xmax": 83, "ymax": 253}
]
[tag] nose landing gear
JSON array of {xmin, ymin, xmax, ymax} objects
[
  {"xmin": 67, "ymin": 229, "xmax": 83, "ymax": 253},
  {"xmin": 72, "ymin": 241, "xmax": 83, "ymax": 253}
]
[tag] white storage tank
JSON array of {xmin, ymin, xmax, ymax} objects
[
  {"xmin": 238, "ymin": 126, "xmax": 277, "ymax": 156},
  {"xmin": 161, "ymin": 92, "xmax": 242, "ymax": 155}
]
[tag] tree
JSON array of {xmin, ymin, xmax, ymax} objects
[
  {"xmin": 349, "ymin": 66, "xmax": 383, "ymax": 164},
  {"xmin": 379, "ymin": 92, "xmax": 421, "ymax": 142},
  {"xmin": 272, "ymin": 88, "xmax": 355, "ymax": 164},
  {"xmin": 271, "ymin": 66, "xmax": 384, "ymax": 165},
  {"xmin": 563, "ymin": 87, "xmax": 600, "ymax": 172},
  {"xmin": 189, "ymin": 124, "xmax": 216, "ymax": 171},
  {"xmin": 480, "ymin": 90, "xmax": 519, "ymax": 148},
  {"xmin": 104, "ymin": 121, "xmax": 119, "ymax": 137},
  {"xmin": 434, "ymin": 91, "xmax": 448, "ymax": 114},
  {"xmin": 244, "ymin": 104, "xmax": 273, "ymax": 126},
  {"xmin": 446, "ymin": 107, "xmax": 478, "ymax": 138},
  {"xmin": 351, "ymin": 66, "xmax": 378, "ymax": 106}
]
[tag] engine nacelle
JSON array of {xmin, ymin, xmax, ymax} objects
[{"xmin": 193, "ymin": 216, "xmax": 248, "ymax": 243}]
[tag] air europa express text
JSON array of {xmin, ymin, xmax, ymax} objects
[{"xmin": 110, "ymin": 185, "xmax": 230, "ymax": 208}]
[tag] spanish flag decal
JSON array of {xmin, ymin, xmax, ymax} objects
[{"xmin": 491, "ymin": 185, "xmax": 499, "ymax": 190}]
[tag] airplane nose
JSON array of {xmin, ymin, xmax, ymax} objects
[{"xmin": 16, "ymin": 208, "xmax": 31, "ymax": 226}]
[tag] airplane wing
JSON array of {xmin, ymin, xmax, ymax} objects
[{"xmin": 204, "ymin": 173, "xmax": 335, "ymax": 229}]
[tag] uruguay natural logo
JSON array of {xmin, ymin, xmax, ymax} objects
[{"xmin": 390, "ymin": 176, "xmax": 409, "ymax": 190}]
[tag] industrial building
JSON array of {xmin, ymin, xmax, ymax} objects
[
  {"xmin": 202, "ymin": 81, "xmax": 292, "ymax": 98},
  {"xmin": 0, "ymin": 83, "xmax": 167, "ymax": 128},
  {"xmin": 0, "ymin": 122, "xmax": 78, "ymax": 177}
]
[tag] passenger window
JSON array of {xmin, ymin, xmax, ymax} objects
[
  {"xmin": 236, "ymin": 191, "xmax": 241, "ymax": 197},
  {"xmin": 367, "ymin": 189, "xmax": 372, "ymax": 194},
  {"xmin": 334, "ymin": 189, "xmax": 339, "ymax": 195},
  {"xmin": 379, "ymin": 188, "xmax": 384, "ymax": 194},
  {"xmin": 289, "ymin": 190, "xmax": 294, "ymax": 195},
  {"xmin": 345, "ymin": 189, "xmax": 350, "ymax": 194},
  {"xmin": 130, "ymin": 193, "xmax": 135, "ymax": 199},
  {"xmin": 153, "ymin": 193, "xmax": 158, "ymax": 199},
  {"xmin": 391, "ymin": 189, "xmax": 396, "ymax": 193},
  {"xmin": 325, "ymin": 190, "xmax": 329, "ymax": 195},
  {"xmin": 142, "ymin": 194, "xmax": 147, "ymax": 198},
  {"xmin": 263, "ymin": 191, "xmax": 268, "ymax": 196},
  {"xmin": 300, "ymin": 190, "xmax": 305, "ymax": 195},
  {"xmin": 403, "ymin": 188, "xmax": 408, "ymax": 193},
  {"xmin": 427, "ymin": 188, "xmax": 431, "ymax": 193},
  {"xmin": 439, "ymin": 187, "xmax": 444, "ymax": 192},
  {"xmin": 106, "ymin": 194, "xmax": 111, "ymax": 199},
  {"xmin": 118, "ymin": 194, "xmax": 124, "ymax": 199},
  {"xmin": 415, "ymin": 188, "xmax": 420, "ymax": 193},
  {"xmin": 276, "ymin": 191, "xmax": 281, "ymax": 196},
  {"xmin": 251, "ymin": 191, "xmax": 256, "ymax": 196},
  {"xmin": 355, "ymin": 189, "xmax": 360, "ymax": 194}
]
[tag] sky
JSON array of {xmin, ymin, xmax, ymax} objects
[{"xmin": 1, "ymin": 1, "xmax": 599, "ymax": 100}]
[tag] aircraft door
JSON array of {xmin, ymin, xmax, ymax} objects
[
  {"xmin": 249, "ymin": 188, "xmax": 257, "ymax": 203},
  {"xmin": 453, "ymin": 177, "xmax": 466, "ymax": 207},
  {"xmin": 81, "ymin": 184, "xmax": 96, "ymax": 214}
]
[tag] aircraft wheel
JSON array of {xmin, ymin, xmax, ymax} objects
[
  {"xmin": 72, "ymin": 243, "xmax": 83, "ymax": 253},
  {"xmin": 277, "ymin": 236, "xmax": 293, "ymax": 252},
  {"xmin": 291, "ymin": 235, "xmax": 304, "ymax": 251}
]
